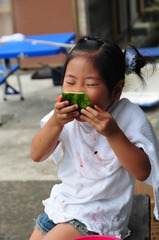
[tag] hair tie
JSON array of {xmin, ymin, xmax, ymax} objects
[
  {"xmin": 68, "ymin": 43, "xmax": 76, "ymax": 54},
  {"xmin": 125, "ymin": 51, "xmax": 136, "ymax": 74}
]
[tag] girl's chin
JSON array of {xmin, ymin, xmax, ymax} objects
[{"xmin": 75, "ymin": 116, "xmax": 86, "ymax": 122}]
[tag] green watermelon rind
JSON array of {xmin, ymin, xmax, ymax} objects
[{"xmin": 62, "ymin": 92, "xmax": 94, "ymax": 113}]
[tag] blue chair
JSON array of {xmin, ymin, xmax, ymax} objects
[{"xmin": 0, "ymin": 63, "xmax": 24, "ymax": 100}]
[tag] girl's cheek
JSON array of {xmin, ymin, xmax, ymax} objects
[
  {"xmin": 62, "ymin": 83, "xmax": 75, "ymax": 92},
  {"xmin": 88, "ymin": 94, "xmax": 99, "ymax": 106}
]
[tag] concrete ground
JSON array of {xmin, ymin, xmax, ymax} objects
[
  {"xmin": 0, "ymin": 71, "xmax": 61, "ymax": 240},
  {"xmin": 0, "ymin": 69, "xmax": 159, "ymax": 239}
]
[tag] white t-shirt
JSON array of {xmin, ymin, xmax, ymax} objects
[{"xmin": 40, "ymin": 98, "xmax": 159, "ymax": 239}]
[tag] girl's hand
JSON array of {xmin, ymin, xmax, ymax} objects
[
  {"xmin": 80, "ymin": 105, "xmax": 120, "ymax": 138},
  {"xmin": 54, "ymin": 95, "xmax": 79, "ymax": 126}
]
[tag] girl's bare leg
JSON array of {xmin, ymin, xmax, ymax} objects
[
  {"xmin": 29, "ymin": 227, "xmax": 46, "ymax": 240},
  {"xmin": 43, "ymin": 222, "xmax": 83, "ymax": 240},
  {"xmin": 29, "ymin": 222, "xmax": 83, "ymax": 240}
]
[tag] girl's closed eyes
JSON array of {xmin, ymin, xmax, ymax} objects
[
  {"xmin": 65, "ymin": 81, "xmax": 74, "ymax": 85},
  {"xmin": 86, "ymin": 83, "xmax": 99, "ymax": 87}
]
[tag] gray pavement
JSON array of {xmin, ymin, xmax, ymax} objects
[{"xmin": 0, "ymin": 69, "xmax": 159, "ymax": 239}]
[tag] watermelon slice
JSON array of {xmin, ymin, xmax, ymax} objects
[{"xmin": 62, "ymin": 92, "xmax": 94, "ymax": 113}]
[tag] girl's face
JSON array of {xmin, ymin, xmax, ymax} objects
[{"xmin": 62, "ymin": 57, "xmax": 113, "ymax": 111}]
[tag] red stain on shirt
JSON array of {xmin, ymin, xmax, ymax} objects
[
  {"xmin": 76, "ymin": 151, "xmax": 83, "ymax": 168},
  {"xmin": 98, "ymin": 157, "xmax": 102, "ymax": 163},
  {"xmin": 92, "ymin": 214, "xmax": 103, "ymax": 223},
  {"xmin": 80, "ymin": 162, "xmax": 83, "ymax": 168}
]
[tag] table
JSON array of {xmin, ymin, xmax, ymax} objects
[
  {"xmin": 138, "ymin": 47, "xmax": 159, "ymax": 57},
  {"xmin": 0, "ymin": 32, "xmax": 75, "ymax": 100},
  {"xmin": 0, "ymin": 32, "xmax": 75, "ymax": 59}
]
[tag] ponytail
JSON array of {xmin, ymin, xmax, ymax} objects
[{"xmin": 124, "ymin": 45, "xmax": 156, "ymax": 82}]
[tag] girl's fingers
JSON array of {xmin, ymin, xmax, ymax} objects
[
  {"xmin": 81, "ymin": 107, "xmax": 101, "ymax": 119},
  {"xmin": 80, "ymin": 108, "xmax": 97, "ymax": 124},
  {"xmin": 80, "ymin": 106, "xmax": 109, "ymax": 127},
  {"xmin": 60, "ymin": 104, "xmax": 78, "ymax": 113},
  {"xmin": 55, "ymin": 101, "xmax": 78, "ymax": 112},
  {"xmin": 81, "ymin": 106, "xmax": 109, "ymax": 120},
  {"xmin": 63, "ymin": 111, "xmax": 79, "ymax": 119},
  {"xmin": 54, "ymin": 97, "xmax": 80, "ymax": 125},
  {"xmin": 55, "ymin": 100, "xmax": 69, "ymax": 110},
  {"xmin": 56, "ymin": 95, "xmax": 62, "ymax": 103},
  {"xmin": 94, "ymin": 105, "xmax": 104, "ymax": 113},
  {"xmin": 55, "ymin": 103, "xmax": 79, "ymax": 122},
  {"xmin": 55, "ymin": 100, "xmax": 79, "ymax": 113},
  {"xmin": 80, "ymin": 109, "xmax": 92, "ymax": 119}
]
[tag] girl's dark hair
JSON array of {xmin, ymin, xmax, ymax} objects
[{"xmin": 62, "ymin": 36, "xmax": 156, "ymax": 93}]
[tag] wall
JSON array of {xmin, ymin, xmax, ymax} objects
[
  {"xmin": 11, "ymin": 0, "xmax": 75, "ymax": 67},
  {"xmin": 0, "ymin": 0, "xmax": 13, "ymax": 36}
]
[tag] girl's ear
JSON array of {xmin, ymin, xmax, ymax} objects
[{"xmin": 111, "ymin": 80, "xmax": 125, "ymax": 100}]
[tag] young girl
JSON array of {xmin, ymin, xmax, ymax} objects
[{"xmin": 29, "ymin": 36, "xmax": 159, "ymax": 240}]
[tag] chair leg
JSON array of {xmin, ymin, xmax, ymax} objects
[
  {"xmin": 3, "ymin": 73, "xmax": 24, "ymax": 101},
  {"xmin": 16, "ymin": 71, "xmax": 24, "ymax": 100},
  {"xmin": 3, "ymin": 81, "xmax": 7, "ymax": 101}
]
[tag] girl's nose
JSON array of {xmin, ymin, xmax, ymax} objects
[{"xmin": 75, "ymin": 84, "xmax": 85, "ymax": 93}]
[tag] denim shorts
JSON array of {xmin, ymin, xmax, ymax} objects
[{"xmin": 35, "ymin": 212, "xmax": 98, "ymax": 236}]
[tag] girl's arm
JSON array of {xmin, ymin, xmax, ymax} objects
[
  {"xmin": 30, "ymin": 115, "xmax": 63, "ymax": 162},
  {"xmin": 30, "ymin": 97, "xmax": 79, "ymax": 162},
  {"xmin": 106, "ymin": 128, "xmax": 151, "ymax": 181},
  {"xmin": 80, "ymin": 105, "xmax": 151, "ymax": 181}
]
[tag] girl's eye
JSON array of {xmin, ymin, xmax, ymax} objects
[
  {"xmin": 86, "ymin": 84, "xmax": 98, "ymax": 87},
  {"xmin": 66, "ymin": 81, "xmax": 74, "ymax": 85}
]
